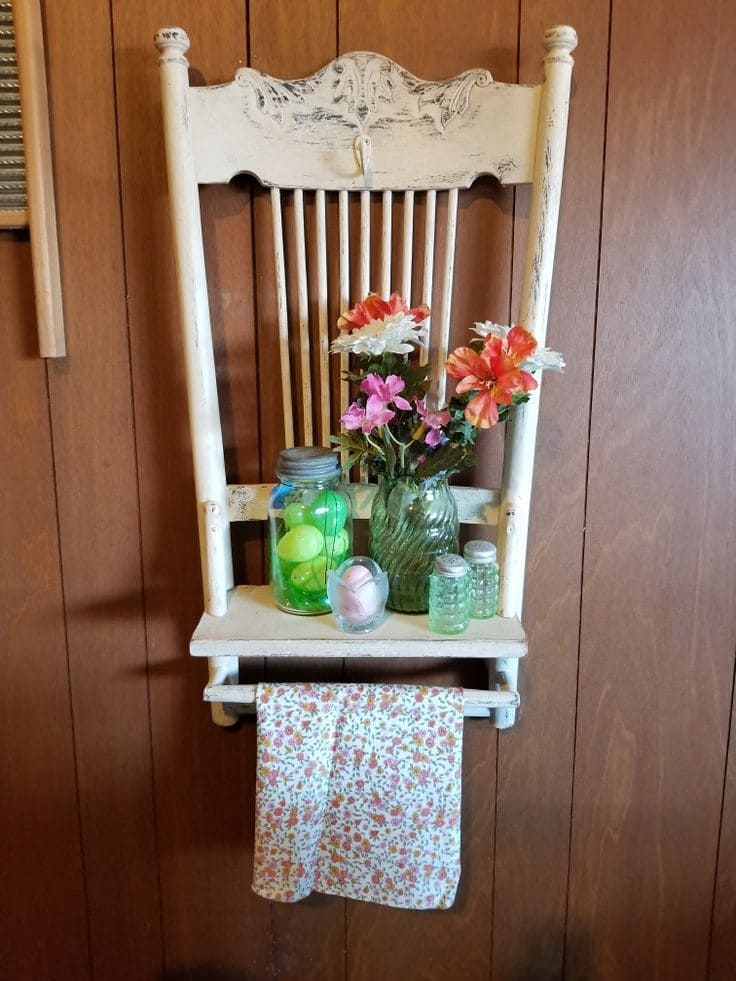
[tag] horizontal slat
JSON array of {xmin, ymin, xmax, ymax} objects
[
  {"xmin": 0, "ymin": 207, "xmax": 28, "ymax": 226},
  {"xmin": 228, "ymin": 482, "xmax": 500, "ymax": 525},
  {"xmin": 190, "ymin": 585, "xmax": 526, "ymax": 659},
  {"xmin": 203, "ymin": 682, "xmax": 520, "ymax": 718}
]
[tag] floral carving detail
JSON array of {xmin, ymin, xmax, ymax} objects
[
  {"xmin": 414, "ymin": 68, "xmax": 493, "ymax": 131},
  {"xmin": 235, "ymin": 68, "xmax": 317, "ymax": 124},
  {"xmin": 235, "ymin": 52, "xmax": 494, "ymax": 133},
  {"xmin": 332, "ymin": 54, "xmax": 394, "ymax": 124}
]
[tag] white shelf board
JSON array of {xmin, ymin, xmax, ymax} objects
[{"xmin": 190, "ymin": 585, "xmax": 527, "ymax": 659}]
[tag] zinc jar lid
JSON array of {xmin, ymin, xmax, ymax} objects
[
  {"xmin": 463, "ymin": 539, "xmax": 497, "ymax": 564},
  {"xmin": 433, "ymin": 554, "xmax": 469, "ymax": 578},
  {"xmin": 276, "ymin": 446, "xmax": 341, "ymax": 481}
]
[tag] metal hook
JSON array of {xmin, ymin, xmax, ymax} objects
[{"xmin": 353, "ymin": 134, "xmax": 373, "ymax": 183}]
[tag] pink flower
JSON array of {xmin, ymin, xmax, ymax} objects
[
  {"xmin": 415, "ymin": 398, "xmax": 450, "ymax": 447},
  {"xmin": 360, "ymin": 373, "xmax": 412, "ymax": 411},
  {"xmin": 340, "ymin": 396, "xmax": 395, "ymax": 434}
]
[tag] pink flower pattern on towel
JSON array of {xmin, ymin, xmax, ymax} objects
[{"xmin": 252, "ymin": 683, "xmax": 464, "ymax": 910}]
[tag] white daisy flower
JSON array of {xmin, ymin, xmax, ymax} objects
[
  {"xmin": 329, "ymin": 312, "xmax": 428, "ymax": 357},
  {"xmin": 521, "ymin": 348, "xmax": 566, "ymax": 372},
  {"xmin": 471, "ymin": 320, "xmax": 510, "ymax": 339}
]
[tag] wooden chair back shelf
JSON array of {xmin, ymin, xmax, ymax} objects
[{"xmin": 154, "ymin": 25, "xmax": 577, "ymax": 727}]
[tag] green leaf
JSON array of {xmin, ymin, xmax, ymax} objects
[{"xmin": 414, "ymin": 442, "xmax": 476, "ymax": 482}]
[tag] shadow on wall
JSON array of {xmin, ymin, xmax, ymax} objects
[{"xmin": 500, "ymin": 925, "xmax": 595, "ymax": 981}]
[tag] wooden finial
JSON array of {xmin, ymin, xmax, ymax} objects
[
  {"xmin": 154, "ymin": 26, "xmax": 190, "ymax": 62},
  {"xmin": 542, "ymin": 25, "xmax": 578, "ymax": 62}
]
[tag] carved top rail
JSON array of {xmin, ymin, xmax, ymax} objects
[{"xmin": 156, "ymin": 28, "xmax": 541, "ymax": 190}]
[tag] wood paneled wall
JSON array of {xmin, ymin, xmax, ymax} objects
[{"xmin": 1, "ymin": 2, "xmax": 734, "ymax": 979}]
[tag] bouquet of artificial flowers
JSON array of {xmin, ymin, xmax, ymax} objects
[{"xmin": 330, "ymin": 292, "xmax": 564, "ymax": 481}]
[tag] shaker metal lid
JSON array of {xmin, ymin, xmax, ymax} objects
[
  {"xmin": 276, "ymin": 446, "xmax": 341, "ymax": 480},
  {"xmin": 463, "ymin": 539, "xmax": 497, "ymax": 563},
  {"xmin": 433, "ymin": 554, "xmax": 469, "ymax": 578}
]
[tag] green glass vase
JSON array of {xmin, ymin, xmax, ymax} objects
[{"xmin": 369, "ymin": 476, "xmax": 459, "ymax": 613}]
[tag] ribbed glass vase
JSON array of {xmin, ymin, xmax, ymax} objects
[{"xmin": 369, "ymin": 476, "xmax": 459, "ymax": 613}]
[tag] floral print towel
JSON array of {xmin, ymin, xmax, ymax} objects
[{"xmin": 252, "ymin": 683, "xmax": 464, "ymax": 910}]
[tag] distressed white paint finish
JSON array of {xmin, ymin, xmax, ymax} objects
[
  {"xmin": 337, "ymin": 190, "xmax": 350, "ymax": 467},
  {"xmin": 381, "ymin": 190, "xmax": 392, "ymax": 296},
  {"xmin": 420, "ymin": 189, "xmax": 436, "ymax": 367},
  {"xmin": 492, "ymin": 657, "xmax": 520, "ymax": 730},
  {"xmin": 433, "ymin": 187, "xmax": 458, "ymax": 406},
  {"xmin": 154, "ymin": 27, "xmax": 233, "ymax": 614},
  {"xmin": 202, "ymin": 501, "xmax": 229, "ymax": 616},
  {"xmin": 359, "ymin": 189, "xmax": 371, "ymax": 296},
  {"xmin": 227, "ymin": 482, "xmax": 500, "ymax": 524},
  {"xmin": 156, "ymin": 26, "xmax": 576, "ymax": 728},
  {"xmin": 191, "ymin": 586, "xmax": 526, "ymax": 659},
  {"xmin": 293, "ymin": 189, "xmax": 313, "ymax": 442},
  {"xmin": 401, "ymin": 190, "xmax": 414, "ymax": 302},
  {"xmin": 315, "ymin": 188, "xmax": 330, "ymax": 442},
  {"xmin": 270, "ymin": 187, "xmax": 295, "ymax": 447},
  {"xmin": 496, "ymin": 25, "xmax": 578, "ymax": 629},
  {"xmin": 208, "ymin": 656, "xmax": 239, "ymax": 726},
  {"xmin": 189, "ymin": 52, "xmax": 540, "ymax": 190}
]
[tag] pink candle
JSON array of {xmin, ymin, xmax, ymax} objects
[{"xmin": 339, "ymin": 564, "xmax": 381, "ymax": 623}]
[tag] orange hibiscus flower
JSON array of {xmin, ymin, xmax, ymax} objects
[{"xmin": 446, "ymin": 326, "xmax": 539, "ymax": 428}]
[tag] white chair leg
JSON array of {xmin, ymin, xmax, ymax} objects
[
  {"xmin": 492, "ymin": 657, "xmax": 520, "ymax": 729},
  {"xmin": 207, "ymin": 656, "xmax": 240, "ymax": 727}
]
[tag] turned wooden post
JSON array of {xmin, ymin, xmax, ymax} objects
[
  {"xmin": 154, "ymin": 27, "xmax": 233, "ymax": 617},
  {"xmin": 497, "ymin": 25, "xmax": 578, "ymax": 621}
]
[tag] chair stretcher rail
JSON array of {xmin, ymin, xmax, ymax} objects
[{"xmin": 203, "ymin": 683, "xmax": 520, "ymax": 719}]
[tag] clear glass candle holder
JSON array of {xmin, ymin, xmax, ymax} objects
[{"xmin": 327, "ymin": 557, "xmax": 388, "ymax": 634}]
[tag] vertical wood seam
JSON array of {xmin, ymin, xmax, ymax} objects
[
  {"xmin": 491, "ymin": 6, "xmax": 522, "ymax": 975},
  {"xmin": 560, "ymin": 3, "xmax": 614, "ymax": 975},
  {"xmin": 705, "ymin": 655, "xmax": 736, "ymax": 978},
  {"xmin": 250, "ymin": 184, "xmax": 267, "ymax": 485},
  {"xmin": 107, "ymin": 0, "xmax": 166, "ymax": 970},
  {"xmin": 42, "ymin": 355, "xmax": 94, "ymax": 979}
]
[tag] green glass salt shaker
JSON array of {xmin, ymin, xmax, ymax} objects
[
  {"xmin": 463, "ymin": 540, "xmax": 499, "ymax": 618},
  {"xmin": 428, "ymin": 554, "xmax": 470, "ymax": 635}
]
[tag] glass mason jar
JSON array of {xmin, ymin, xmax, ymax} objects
[
  {"xmin": 268, "ymin": 447, "xmax": 352, "ymax": 614},
  {"xmin": 428, "ymin": 554, "xmax": 470, "ymax": 635},
  {"xmin": 369, "ymin": 476, "xmax": 459, "ymax": 613}
]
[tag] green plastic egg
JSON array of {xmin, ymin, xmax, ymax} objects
[
  {"xmin": 283, "ymin": 502, "xmax": 309, "ymax": 529},
  {"xmin": 290, "ymin": 555, "xmax": 328, "ymax": 593},
  {"xmin": 307, "ymin": 489, "xmax": 348, "ymax": 538},
  {"xmin": 322, "ymin": 529, "xmax": 350, "ymax": 567},
  {"xmin": 277, "ymin": 525, "xmax": 324, "ymax": 564}
]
